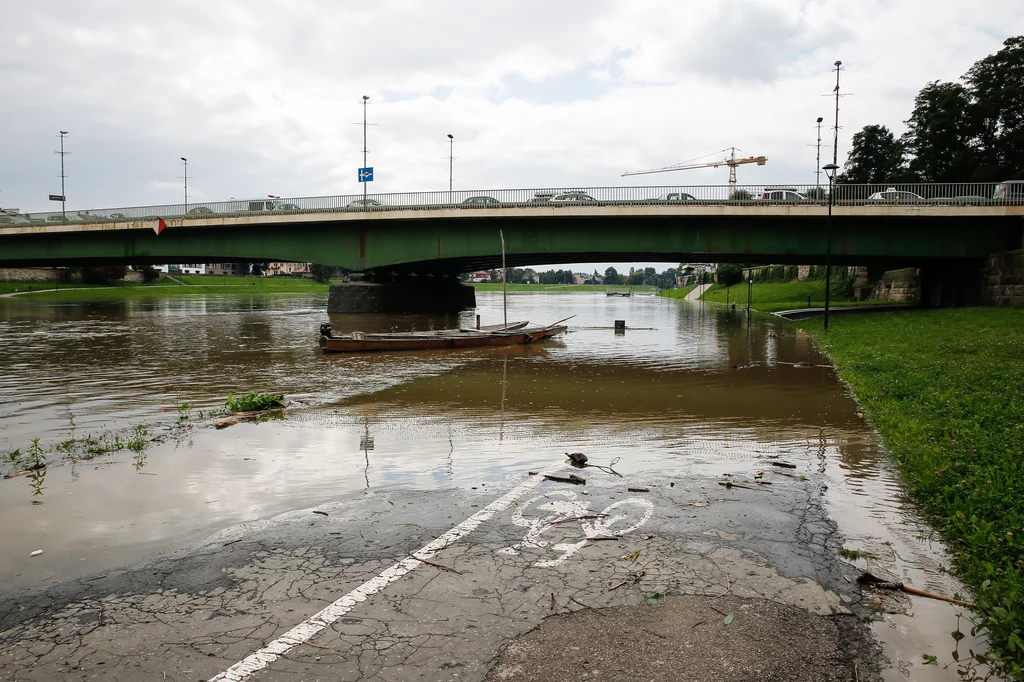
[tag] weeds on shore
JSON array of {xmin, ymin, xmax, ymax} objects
[
  {"xmin": 225, "ymin": 392, "xmax": 285, "ymax": 412},
  {"xmin": 798, "ymin": 308, "xmax": 1024, "ymax": 677}
]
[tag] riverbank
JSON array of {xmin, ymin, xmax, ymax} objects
[
  {"xmin": 661, "ymin": 280, "xmax": 901, "ymax": 313},
  {"xmin": 1, "ymin": 276, "xmax": 334, "ymax": 300},
  {"xmin": 795, "ymin": 308, "xmax": 1024, "ymax": 677},
  {"xmin": 471, "ymin": 283, "xmax": 655, "ymax": 293}
]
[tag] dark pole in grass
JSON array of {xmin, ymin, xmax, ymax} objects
[
  {"xmin": 746, "ymin": 276, "xmax": 752, "ymax": 313},
  {"xmin": 823, "ymin": 163, "xmax": 839, "ymax": 330}
]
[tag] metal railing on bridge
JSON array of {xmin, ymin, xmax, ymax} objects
[{"xmin": 1, "ymin": 183, "xmax": 1019, "ymax": 226}]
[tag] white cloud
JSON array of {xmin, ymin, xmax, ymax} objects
[{"xmin": 1, "ymin": 0, "xmax": 1020, "ymax": 224}]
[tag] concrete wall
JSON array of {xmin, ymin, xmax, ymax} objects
[
  {"xmin": 981, "ymin": 249, "xmax": 1024, "ymax": 306},
  {"xmin": 0, "ymin": 267, "xmax": 144, "ymax": 284},
  {"xmin": 328, "ymin": 282, "xmax": 476, "ymax": 314},
  {"xmin": 870, "ymin": 268, "xmax": 920, "ymax": 303}
]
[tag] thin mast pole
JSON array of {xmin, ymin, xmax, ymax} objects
[
  {"xmin": 500, "ymin": 229, "xmax": 507, "ymax": 330},
  {"xmin": 58, "ymin": 131, "xmax": 68, "ymax": 220},
  {"xmin": 832, "ymin": 61, "xmax": 842, "ymax": 167},
  {"xmin": 362, "ymin": 96, "xmax": 368, "ymax": 206},
  {"xmin": 815, "ymin": 118, "xmax": 823, "ymax": 189}
]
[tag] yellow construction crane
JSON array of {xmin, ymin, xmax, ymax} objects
[{"xmin": 622, "ymin": 147, "xmax": 767, "ymax": 184}]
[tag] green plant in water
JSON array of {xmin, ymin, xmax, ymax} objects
[
  {"xmin": 176, "ymin": 401, "xmax": 193, "ymax": 422},
  {"xmin": 226, "ymin": 392, "xmax": 285, "ymax": 412},
  {"xmin": 126, "ymin": 424, "xmax": 148, "ymax": 452}
]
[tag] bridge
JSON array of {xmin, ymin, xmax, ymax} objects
[{"xmin": 2, "ymin": 184, "xmax": 1022, "ymax": 276}]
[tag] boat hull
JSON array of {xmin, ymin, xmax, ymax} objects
[{"xmin": 319, "ymin": 325, "xmax": 566, "ymax": 353}]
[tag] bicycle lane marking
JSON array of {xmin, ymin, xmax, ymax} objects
[{"xmin": 209, "ymin": 465, "xmax": 561, "ymax": 682}]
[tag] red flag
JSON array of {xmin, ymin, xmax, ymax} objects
[{"xmin": 152, "ymin": 217, "xmax": 166, "ymax": 235}]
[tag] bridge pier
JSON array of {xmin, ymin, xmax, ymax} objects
[{"xmin": 327, "ymin": 281, "xmax": 476, "ymax": 314}]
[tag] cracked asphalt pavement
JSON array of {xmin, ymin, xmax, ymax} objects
[{"xmin": 1, "ymin": 464, "xmax": 884, "ymax": 681}]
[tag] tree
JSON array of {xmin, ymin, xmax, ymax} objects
[
  {"xmin": 131, "ymin": 264, "xmax": 160, "ymax": 283},
  {"xmin": 836, "ymin": 124, "xmax": 906, "ymax": 184},
  {"xmin": 309, "ymin": 264, "xmax": 337, "ymax": 283},
  {"xmin": 902, "ymin": 81, "xmax": 980, "ymax": 182},
  {"xmin": 805, "ymin": 186, "xmax": 827, "ymax": 200},
  {"xmin": 964, "ymin": 36, "xmax": 1024, "ymax": 179},
  {"xmin": 728, "ymin": 189, "xmax": 753, "ymax": 201},
  {"xmin": 626, "ymin": 270, "xmax": 645, "ymax": 285},
  {"xmin": 717, "ymin": 263, "xmax": 743, "ymax": 302},
  {"xmin": 604, "ymin": 266, "xmax": 621, "ymax": 285}
]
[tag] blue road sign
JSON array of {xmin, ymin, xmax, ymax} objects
[{"xmin": 358, "ymin": 167, "xmax": 374, "ymax": 182}]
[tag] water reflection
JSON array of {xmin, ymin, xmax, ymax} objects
[{"xmin": 0, "ymin": 291, "xmax": 979, "ymax": 678}]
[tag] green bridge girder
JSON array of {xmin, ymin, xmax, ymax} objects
[{"xmin": 1, "ymin": 207, "xmax": 1022, "ymax": 274}]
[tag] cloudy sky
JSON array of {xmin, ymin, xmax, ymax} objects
[{"xmin": 2, "ymin": 0, "xmax": 1021, "ymax": 269}]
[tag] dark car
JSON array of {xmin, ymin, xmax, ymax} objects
[
  {"xmin": 549, "ymin": 191, "xmax": 597, "ymax": 203},
  {"xmin": 658, "ymin": 192, "xmax": 697, "ymax": 201},
  {"xmin": 188, "ymin": 206, "xmax": 214, "ymax": 215},
  {"xmin": 347, "ymin": 198, "xmax": 382, "ymax": 208},
  {"xmin": 462, "ymin": 196, "xmax": 499, "ymax": 205}
]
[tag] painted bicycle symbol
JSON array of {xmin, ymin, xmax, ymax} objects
[{"xmin": 497, "ymin": 490, "xmax": 654, "ymax": 567}]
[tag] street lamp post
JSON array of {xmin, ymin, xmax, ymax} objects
[
  {"xmin": 815, "ymin": 117, "xmax": 824, "ymax": 191},
  {"xmin": 180, "ymin": 157, "xmax": 188, "ymax": 214},
  {"xmin": 362, "ymin": 95, "xmax": 369, "ymax": 207},
  {"xmin": 447, "ymin": 133, "xmax": 454, "ymax": 204},
  {"xmin": 822, "ymin": 163, "xmax": 839, "ymax": 330},
  {"xmin": 56, "ymin": 131, "xmax": 69, "ymax": 221}
]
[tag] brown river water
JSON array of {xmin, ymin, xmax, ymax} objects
[{"xmin": 0, "ymin": 290, "xmax": 990, "ymax": 680}]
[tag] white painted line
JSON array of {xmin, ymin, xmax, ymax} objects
[{"xmin": 209, "ymin": 466, "xmax": 559, "ymax": 682}]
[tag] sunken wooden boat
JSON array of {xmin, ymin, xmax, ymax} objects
[{"xmin": 318, "ymin": 320, "xmax": 568, "ymax": 353}]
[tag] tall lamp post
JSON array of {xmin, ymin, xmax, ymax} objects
[
  {"xmin": 180, "ymin": 157, "xmax": 188, "ymax": 214},
  {"xmin": 447, "ymin": 133, "xmax": 454, "ymax": 204},
  {"xmin": 362, "ymin": 95, "xmax": 369, "ymax": 207},
  {"xmin": 822, "ymin": 163, "xmax": 839, "ymax": 330},
  {"xmin": 815, "ymin": 117, "xmax": 824, "ymax": 191}
]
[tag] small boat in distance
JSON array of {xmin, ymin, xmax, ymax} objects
[
  {"xmin": 318, "ymin": 318, "xmax": 571, "ymax": 353},
  {"xmin": 606, "ymin": 286, "xmax": 634, "ymax": 297}
]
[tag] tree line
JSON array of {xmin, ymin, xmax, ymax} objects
[{"xmin": 840, "ymin": 36, "xmax": 1023, "ymax": 185}]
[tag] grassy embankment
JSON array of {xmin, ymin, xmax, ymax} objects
[
  {"xmin": 0, "ymin": 281, "xmax": 102, "ymax": 295},
  {"xmin": 796, "ymin": 309, "xmax": 1024, "ymax": 676},
  {"xmin": 472, "ymin": 283, "xmax": 655, "ymax": 293},
  {"xmin": 661, "ymin": 280, "xmax": 904, "ymax": 313},
  {"xmin": 2, "ymin": 275, "xmax": 334, "ymax": 300}
]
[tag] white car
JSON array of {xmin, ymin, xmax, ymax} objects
[{"xmin": 866, "ymin": 188, "xmax": 926, "ymax": 202}]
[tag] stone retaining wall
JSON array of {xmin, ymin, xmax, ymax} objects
[
  {"xmin": 870, "ymin": 268, "xmax": 920, "ymax": 303},
  {"xmin": 0, "ymin": 267, "xmax": 144, "ymax": 284},
  {"xmin": 981, "ymin": 249, "xmax": 1024, "ymax": 306}
]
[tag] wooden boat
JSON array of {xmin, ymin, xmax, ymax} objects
[{"xmin": 319, "ymin": 321, "xmax": 567, "ymax": 353}]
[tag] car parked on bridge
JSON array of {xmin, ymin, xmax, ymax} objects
[
  {"xmin": 759, "ymin": 188, "xmax": 811, "ymax": 202},
  {"xmin": 347, "ymin": 198, "xmax": 382, "ymax": 208},
  {"xmin": 0, "ymin": 214, "xmax": 29, "ymax": 225},
  {"xmin": 188, "ymin": 206, "xmax": 214, "ymax": 215},
  {"xmin": 528, "ymin": 191, "xmax": 557, "ymax": 203},
  {"xmin": 110, "ymin": 213, "xmax": 129, "ymax": 220},
  {"xmin": 462, "ymin": 196, "xmax": 500, "ymax": 205},
  {"xmin": 993, "ymin": 180, "xmax": 1024, "ymax": 202},
  {"xmin": 549, "ymin": 191, "xmax": 597, "ymax": 203},
  {"xmin": 866, "ymin": 188, "xmax": 926, "ymax": 202},
  {"xmin": 655, "ymin": 189, "xmax": 696, "ymax": 200}
]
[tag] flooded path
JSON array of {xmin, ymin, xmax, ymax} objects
[{"xmin": 0, "ymin": 291, "xmax": 984, "ymax": 680}]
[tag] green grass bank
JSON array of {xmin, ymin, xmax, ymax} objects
[
  {"xmin": 796, "ymin": 308, "xmax": 1024, "ymax": 676},
  {"xmin": 661, "ymin": 280, "xmax": 903, "ymax": 313},
  {"xmin": 471, "ymin": 283, "xmax": 655, "ymax": 293},
  {"xmin": 2, "ymin": 276, "xmax": 334, "ymax": 301}
]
